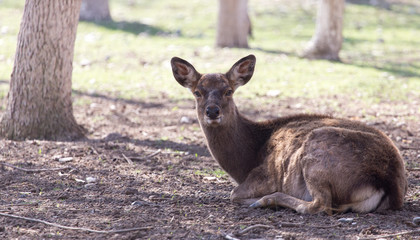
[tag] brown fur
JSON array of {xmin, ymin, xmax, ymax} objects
[{"xmin": 171, "ymin": 55, "xmax": 407, "ymax": 214}]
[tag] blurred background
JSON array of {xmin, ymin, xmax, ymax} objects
[
  {"xmin": 0, "ymin": 2, "xmax": 419, "ymax": 238},
  {"xmin": 0, "ymin": 0, "xmax": 419, "ymax": 107}
]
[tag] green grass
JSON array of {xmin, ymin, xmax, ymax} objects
[
  {"xmin": 194, "ymin": 168, "xmax": 228, "ymax": 179},
  {"xmin": 0, "ymin": 0, "xmax": 419, "ymax": 104}
]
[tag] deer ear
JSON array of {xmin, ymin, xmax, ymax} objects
[
  {"xmin": 171, "ymin": 57, "xmax": 201, "ymax": 89},
  {"xmin": 226, "ymin": 55, "xmax": 256, "ymax": 90}
]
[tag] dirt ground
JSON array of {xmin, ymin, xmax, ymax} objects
[{"xmin": 0, "ymin": 92, "xmax": 419, "ymax": 240}]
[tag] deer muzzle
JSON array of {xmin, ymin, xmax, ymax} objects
[{"xmin": 205, "ymin": 105, "xmax": 222, "ymax": 125}]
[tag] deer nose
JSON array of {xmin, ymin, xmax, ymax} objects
[{"xmin": 206, "ymin": 105, "xmax": 220, "ymax": 119}]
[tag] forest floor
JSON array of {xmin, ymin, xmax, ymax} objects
[
  {"xmin": 0, "ymin": 93, "xmax": 419, "ymax": 240},
  {"xmin": 1, "ymin": 0, "xmax": 420, "ymax": 239}
]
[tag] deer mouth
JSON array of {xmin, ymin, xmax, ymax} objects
[{"xmin": 205, "ymin": 116, "xmax": 222, "ymax": 126}]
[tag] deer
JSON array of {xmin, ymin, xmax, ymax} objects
[{"xmin": 170, "ymin": 55, "xmax": 407, "ymax": 214}]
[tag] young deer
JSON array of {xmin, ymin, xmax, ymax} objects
[{"xmin": 171, "ymin": 55, "xmax": 407, "ymax": 214}]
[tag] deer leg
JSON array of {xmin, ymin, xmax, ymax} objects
[
  {"xmin": 230, "ymin": 159, "xmax": 334, "ymax": 214},
  {"xmin": 248, "ymin": 166, "xmax": 334, "ymax": 215},
  {"xmin": 232, "ymin": 179, "xmax": 333, "ymax": 214},
  {"xmin": 230, "ymin": 181, "xmax": 274, "ymax": 206},
  {"xmin": 249, "ymin": 191, "xmax": 331, "ymax": 215},
  {"xmin": 230, "ymin": 194, "xmax": 260, "ymax": 206},
  {"xmin": 230, "ymin": 165, "xmax": 277, "ymax": 206},
  {"xmin": 249, "ymin": 192, "xmax": 308, "ymax": 212}
]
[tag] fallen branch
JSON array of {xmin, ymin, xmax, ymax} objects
[
  {"xmin": 158, "ymin": 150, "xmax": 189, "ymax": 155},
  {"xmin": 89, "ymin": 146, "xmax": 100, "ymax": 155},
  {"xmin": 279, "ymin": 221, "xmax": 340, "ymax": 228},
  {"xmin": 121, "ymin": 153, "xmax": 133, "ymax": 165},
  {"xmin": 0, "ymin": 162, "xmax": 72, "ymax": 173},
  {"xmin": 400, "ymin": 146, "xmax": 420, "ymax": 150},
  {"xmin": 220, "ymin": 231, "xmax": 240, "ymax": 240},
  {"xmin": 235, "ymin": 224, "xmax": 273, "ymax": 236},
  {"xmin": 279, "ymin": 222, "xmax": 303, "ymax": 228},
  {"xmin": 357, "ymin": 229, "xmax": 420, "ymax": 240},
  {"xmin": 0, "ymin": 212, "xmax": 151, "ymax": 234},
  {"xmin": 224, "ymin": 234, "xmax": 240, "ymax": 240},
  {"xmin": 127, "ymin": 149, "xmax": 161, "ymax": 161},
  {"xmin": 407, "ymin": 168, "xmax": 420, "ymax": 171},
  {"xmin": 1, "ymin": 202, "xmax": 39, "ymax": 207}
]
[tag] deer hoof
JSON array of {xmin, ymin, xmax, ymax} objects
[
  {"xmin": 249, "ymin": 201, "xmax": 262, "ymax": 208},
  {"xmin": 296, "ymin": 204, "xmax": 308, "ymax": 214}
]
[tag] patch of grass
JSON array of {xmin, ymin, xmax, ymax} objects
[
  {"xmin": 194, "ymin": 168, "xmax": 228, "ymax": 179},
  {"xmin": 0, "ymin": 0, "xmax": 419, "ymax": 106}
]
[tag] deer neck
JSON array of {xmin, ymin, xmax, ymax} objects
[{"xmin": 200, "ymin": 108, "xmax": 269, "ymax": 184}]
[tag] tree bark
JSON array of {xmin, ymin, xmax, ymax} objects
[
  {"xmin": 80, "ymin": 0, "xmax": 112, "ymax": 22},
  {"xmin": 0, "ymin": 0, "xmax": 85, "ymax": 141},
  {"xmin": 216, "ymin": 0, "xmax": 250, "ymax": 48},
  {"xmin": 302, "ymin": 0, "xmax": 345, "ymax": 61}
]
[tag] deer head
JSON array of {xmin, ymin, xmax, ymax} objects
[{"xmin": 171, "ymin": 55, "xmax": 256, "ymax": 127}]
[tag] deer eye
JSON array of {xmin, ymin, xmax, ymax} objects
[
  {"xmin": 225, "ymin": 90, "xmax": 233, "ymax": 97},
  {"xmin": 193, "ymin": 91, "xmax": 202, "ymax": 97}
]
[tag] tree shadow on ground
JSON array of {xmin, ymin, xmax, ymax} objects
[
  {"xmin": 89, "ymin": 132, "xmax": 210, "ymax": 158},
  {"xmin": 251, "ymin": 47, "xmax": 296, "ymax": 57},
  {"xmin": 359, "ymin": 62, "xmax": 420, "ymax": 79},
  {"xmin": 347, "ymin": 0, "xmax": 392, "ymax": 10},
  {"xmin": 80, "ymin": 19, "xmax": 174, "ymax": 36},
  {"xmin": 72, "ymin": 89, "xmax": 164, "ymax": 109},
  {"xmin": 253, "ymin": 44, "xmax": 420, "ymax": 79},
  {"xmin": 342, "ymin": 54, "xmax": 420, "ymax": 79},
  {"xmin": 347, "ymin": 0, "xmax": 420, "ymax": 14},
  {"xmin": 0, "ymin": 80, "xmax": 9, "ymax": 85}
]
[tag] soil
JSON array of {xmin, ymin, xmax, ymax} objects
[{"xmin": 0, "ymin": 92, "xmax": 419, "ymax": 240}]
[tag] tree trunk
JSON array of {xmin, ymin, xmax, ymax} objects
[
  {"xmin": 302, "ymin": 0, "xmax": 345, "ymax": 61},
  {"xmin": 80, "ymin": 0, "xmax": 112, "ymax": 22},
  {"xmin": 0, "ymin": 0, "xmax": 85, "ymax": 141},
  {"xmin": 216, "ymin": 0, "xmax": 250, "ymax": 48}
]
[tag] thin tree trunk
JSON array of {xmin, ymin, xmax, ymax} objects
[
  {"xmin": 216, "ymin": 0, "xmax": 250, "ymax": 48},
  {"xmin": 0, "ymin": 0, "xmax": 85, "ymax": 141},
  {"xmin": 80, "ymin": 0, "xmax": 112, "ymax": 22},
  {"xmin": 302, "ymin": 0, "xmax": 345, "ymax": 61}
]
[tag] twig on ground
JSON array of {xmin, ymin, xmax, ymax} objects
[
  {"xmin": 235, "ymin": 224, "xmax": 273, "ymax": 236},
  {"xmin": 224, "ymin": 234, "xmax": 240, "ymax": 240},
  {"xmin": 0, "ymin": 212, "xmax": 152, "ymax": 234},
  {"xmin": 220, "ymin": 230, "xmax": 240, "ymax": 240},
  {"xmin": 310, "ymin": 223, "xmax": 341, "ymax": 228},
  {"xmin": 148, "ymin": 195, "xmax": 172, "ymax": 202},
  {"xmin": 89, "ymin": 146, "xmax": 100, "ymax": 155},
  {"xmin": 407, "ymin": 168, "xmax": 420, "ymax": 171},
  {"xmin": 357, "ymin": 229, "xmax": 420, "ymax": 240},
  {"xmin": 400, "ymin": 145, "xmax": 420, "ymax": 150},
  {"xmin": 1, "ymin": 202, "xmax": 39, "ymax": 207},
  {"xmin": 279, "ymin": 222, "xmax": 303, "ymax": 227},
  {"xmin": 279, "ymin": 222, "xmax": 340, "ymax": 228},
  {"xmin": 121, "ymin": 153, "xmax": 133, "ymax": 165},
  {"xmin": 379, "ymin": 113, "xmax": 412, "ymax": 117},
  {"xmin": 155, "ymin": 149, "xmax": 189, "ymax": 156},
  {"xmin": 127, "ymin": 149, "xmax": 161, "ymax": 161},
  {"xmin": 0, "ymin": 162, "xmax": 72, "ymax": 173}
]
